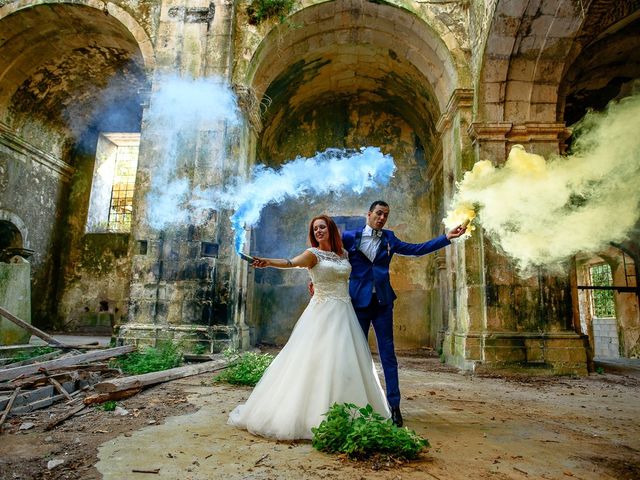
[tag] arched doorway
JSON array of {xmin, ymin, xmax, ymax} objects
[
  {"xmin": 242, "ymin": 0, "xmax": 468, "ymax": 349},
  {"xmin": 0, "ymin": 1, "xmax": 153, "ymax": 328}
]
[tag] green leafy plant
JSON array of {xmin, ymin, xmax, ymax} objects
[
  {"xmin": 113, "ymin": 343, "xmax": 182, "ymax": 375},
  {"xmin": 247, "ymin": 0, "xmax": 295, "ymax": 24},
  {"xmin": 214, "ymin": 349, "xmax": 274, "ymax": 386},
  {"xmin": 192, "ymin": 343, "xmax": 208, "ymax": 355},
  {"xmin": 97, "ymin": 400, "xmax": 117, "ymax": 411},
  {"xmin": 9, "ymin": 346, "xmax": 57, "ymax": 363},
  {"xmin": 595, "ymin": 366, "xmax": 605, "ymax": 374},
  {"xmin": 312, "ymin": 403, "xmax": 429, "ymax": 460}
]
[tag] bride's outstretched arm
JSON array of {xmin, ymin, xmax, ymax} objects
[{"xmin": 251, "ymin": 250, "xmax": 317, "ymax": 269}]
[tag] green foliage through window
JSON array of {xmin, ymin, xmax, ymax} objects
[
  {"xmin": 312, "ymin": 403, "xmax": 429, "ymax": 460},
  {"xmin": 590, "ymin": 264, "xmax": 615, "ymax": 317}
]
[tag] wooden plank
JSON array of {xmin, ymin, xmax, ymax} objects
[
  {"xmin": 0, "ymin": 345, "xmax": 136, "ymax": 382},
  {"xmin": 1, "ymin": 350, "xmax": 62, "ymax": 369},
  {"xmin": 95, "ymin": 359, "xmax": 228, "ymax": 393},
  {"xmin": 0, "ymin": 385, "xmax": 54, "ymax": 411},
  {"xmin": 0, "ymin": 306, "xmax": 66, "ymax": 347},
  {"xmin": 83, "ymin": 387, "xmax": 142, "ymax": 405},
  {"xmin": 48, "ymin": 377, "xmax": 73, "ymax": 401},
  {"xmin": 0, "ymin": 388, "xmax": 20, "ymax": 427},
  {"xmin": 45, "ymin": 403, "xmax": 87, "ymax": 430}
]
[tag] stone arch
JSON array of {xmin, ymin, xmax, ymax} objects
[
  {"xmin": 243, "ymin": 0, "xmax": 470, "ymax": 163},
  {"xmin": 0, "ymin": 210, "xmax": 28, "ymax": 249},
  {"xmin": 558, "ymin": 3, "xmax": 640, "ymax": 125},
  {"xmin": 477, "ymin": 0, "xmax": 584, "ymax": 123},
  {"xmin": 246, "ymin": 0, "xmax": 468, "ymax": 112},
  {"xmin": 0, "ymin": 0, "xmax": 155, "ymax": 73},
  {"xmin": 0, "ymin": 0, "xmax": 154, "ymax": 160},
  {"xmin": 240, "ymin": 0, "xmax": 471, "ymax": 348}
]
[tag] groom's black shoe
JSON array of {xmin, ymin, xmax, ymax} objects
[{"xmin": 391, "ymin": 407, "xmax": 403, "ymax": 427}]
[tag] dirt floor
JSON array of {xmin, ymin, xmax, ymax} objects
[{"xmin": 1, "ymin": 352, "xmax": 639, "ymax": 480}]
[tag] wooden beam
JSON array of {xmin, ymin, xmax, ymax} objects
[
  {"xmin": 83, "ymin": 387, "xmax": 142, "ymax": 405},
  {"xmin": 94, "ymin": 358, "xmax": 228, "ymax": 393},
  {"xmin": 0, "ymin": 387, "xmax": 20, "ymax": 428},
  {"xmin": 0, "ymin": 345, "xmax": 136, "ymax": 382},
  {"xmin": 45, "ymin": 403, "xmax": 87, "ymax": 430},
  {"xmin": 0, "ymin": 306, "xmax": 67, "ymax": 347}
]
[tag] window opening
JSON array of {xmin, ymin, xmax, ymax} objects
[
  {"xmin": 589, "ymin": 263, "xmax": 615, "ymax": 318},
  {"xmin": 86, "ymin": 133, "xmax": 140, "ymax": 233}
]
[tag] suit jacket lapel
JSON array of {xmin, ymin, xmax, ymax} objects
[
  {"xmin": 353, "ymin": 229, "xmax": 373, "ymax": 263},
  {"xmin": 374, "ymin": 231, "xmax": 389, "ymax": 262},
  {"xmin": 355, "ymin": 229, "xmax": 363, "ymax": 250}
]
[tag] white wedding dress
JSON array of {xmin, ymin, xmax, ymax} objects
[{"xmin": 228, "ymin": 247, "xmax": 391, "ymax": 440}]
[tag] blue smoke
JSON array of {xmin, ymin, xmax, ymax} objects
[
  {"xmin": 195, "ymin": 147, "xmax": 396, "ymax": 252},
  {"xmin": 144, "ymin": 74, "xmax": 240, "ymax": 229}
]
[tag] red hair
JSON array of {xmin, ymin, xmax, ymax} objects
[{"xmin": 308, "ymin": 215, "xmax": 343, "ymax": 254}]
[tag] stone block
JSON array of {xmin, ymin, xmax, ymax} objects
[{"xmin": 0, "ymin": 263, "xmax": 31, "ymax": 345}]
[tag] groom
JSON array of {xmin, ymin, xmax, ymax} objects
[{"xmin": 342, "ymin": 200, "xmax": 466, "ymax": 427}]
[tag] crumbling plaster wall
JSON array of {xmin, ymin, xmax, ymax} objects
[
  {"xmin": 0, "ymin": 135, "xmax": 70, "ymax": 328},
  {"xmin": 0, "ymin": 0, "xmax": 157, "ymax": 329}
]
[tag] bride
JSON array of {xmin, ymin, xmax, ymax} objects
[{"xmin": 228, "ymin": 214, "xmax": 391, "ymax": 440}]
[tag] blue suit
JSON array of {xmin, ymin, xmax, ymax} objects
[{"xmin": 342, "ymin": 228, "xmax": 451, "ymax": 407}]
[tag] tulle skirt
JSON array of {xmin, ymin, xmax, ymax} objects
[{"xmin": 228, "ymin": 297, "xmax": 391, "ymax": 440}]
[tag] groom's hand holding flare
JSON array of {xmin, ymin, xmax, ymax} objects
[{"xmin": 446, "ymin": 221, "xmax": 468, "ymax": 240}]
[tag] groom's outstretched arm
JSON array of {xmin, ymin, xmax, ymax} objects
[
  {"xmin": 392, "ymin": 233, "xmax": 451, "ymax": 257},
  {"xmin": 392, "ymin": 225, "xmax": 466, "ymax": 257}
]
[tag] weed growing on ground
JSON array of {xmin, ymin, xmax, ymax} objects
[
  {"xmin": 214, "ymin": 349, "xmax": 274, "ymax": 386},
  {"xmin": 97, "ymin": 400, "xmax": 117, "ymax": 411},
  {"xmin": 312, "ymin": 403, "xmax": 429, "ymax": 460},
  {"xmin": 9, "ymin": 346, "xmax": 57, "ymax": 363},
  {"xmin": 113, "ymin": 343, "xmax": 182, "ymax": 375}
]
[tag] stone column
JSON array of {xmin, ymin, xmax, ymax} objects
[
  {"xmin": 448, "ymin": 121, "xmax": 589, "ymax": 374},
  {"xmin": 435, "ymin": 88, "xmax": 479, "ymax": 369},
  {"xmin": 120, "ymin": 0, "xmax": 254, "ymax": 352}
]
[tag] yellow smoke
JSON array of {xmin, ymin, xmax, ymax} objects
[{"xmin": 444, "ymin": 93, "xmax": 640, "ymax": 273}]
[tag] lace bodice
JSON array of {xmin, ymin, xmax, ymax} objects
[{"xmin": 307, "ymin": 248, "xmax": 351, "ymax": 303}]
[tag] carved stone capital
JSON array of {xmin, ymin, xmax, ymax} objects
[
  {"xmin": 232, "ymin": 84, "xmax": 263, "ymax": 134},
  {"xmin": 436, "ymin": 88, "xmax": 474, "ymax": 133}
]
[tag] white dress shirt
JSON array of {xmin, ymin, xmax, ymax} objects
[{"xmin": 360, "ymin": 225, "xmax": 382, "ymax": 263}]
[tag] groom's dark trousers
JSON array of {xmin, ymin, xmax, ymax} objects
[{"xmin": 343, "ymin": 228, "xmax": 451, "ymax": 408}]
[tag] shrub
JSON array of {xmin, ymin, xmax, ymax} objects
[
  {"xmin": 9, "ymin": 346, "xmax": 57, "ymax": 363},
  {"xmin": 113, "ymin": 343, "xmax": 182, "ymax": 375},
  {"xmin": 247, "ymin": 0, "xmax": 295, "ymax": 24},
  {"xmin": 214, "ymin": 349, "xmax": 274, "ymax": 386},
  {"xmin": 312, "ymin": 403, "xmax": 429, "ymax": 460}
]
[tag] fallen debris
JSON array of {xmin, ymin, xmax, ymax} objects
[
  {"xmin": 94, "ymin": 358, "xmax": 228, "ymax": 394},
  {"xmin": 45, "ymin": 403, "xmax": 87, "ymax": 430},
  {"xmin": 132, "ymin": 468, "xmax": 160, "ymax": 474},
  {"xmin": 0, "ymin": 306, "xmax": 67, "ymax": 347},
  {"xmin": 0, "ymin": 345, "xmax": 135, "ymax": 382},
  {"xmin": 0, "ymin": 387, "xmax": 20, "ymax": 428}
]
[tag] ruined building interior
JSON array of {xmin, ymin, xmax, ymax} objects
[{"xmin": 0, "ymin": 0, "xmax": 639, "ymax": 375}]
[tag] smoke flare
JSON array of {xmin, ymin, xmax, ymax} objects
[
  {"xmin": 444, "ymin": 94, "xmax": 640, "ymax": 273},
  {"xmin": 193, "ymin": 147, "xmax": 396, "ymax": 252}
]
